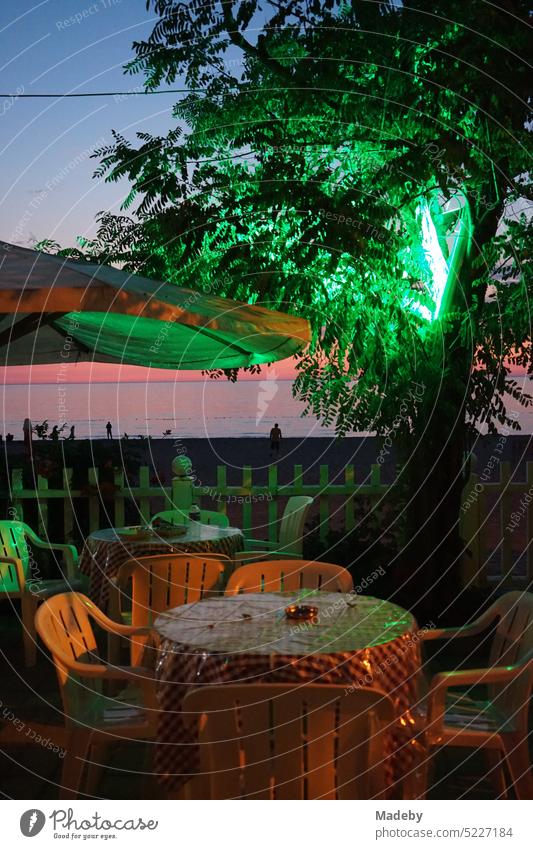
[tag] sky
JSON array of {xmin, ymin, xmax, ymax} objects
[
  {"xmin": 0, "ymin": 0, "xmax": 177, "ymax": 249},
  {"xmin": 0, "ymin": 1, "xmax": 281, "ymax": 383}
]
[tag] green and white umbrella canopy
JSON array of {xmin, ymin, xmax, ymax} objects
[{"xmin": 0, "ymin": 242, "xmax": 310, "ymax": 369}]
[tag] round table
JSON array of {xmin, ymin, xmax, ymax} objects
[
  {"xmin": 152, "ymin": 592, "xmax": 425, "ymax": 795},
  {"xmin": 79, "ymin": 524, "xmax": 244, "ymax": 609}
]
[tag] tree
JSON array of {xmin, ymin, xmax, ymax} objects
[{"xmin": 41, "ymin": 1, "xmax": 532, "ymax": 613}]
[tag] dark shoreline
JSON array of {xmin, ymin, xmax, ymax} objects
[{"xmin": 2, "ymin": 433, "xmax": 533, "ymax": 487}]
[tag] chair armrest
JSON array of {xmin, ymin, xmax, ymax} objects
[
  {"xmin": 234, "ymin": 550, "xmax": 302, "ymax": 564},
  {"xmin": 425, "ymin": 662, "xmax": 530, "ymax": 738},
  {"xmin": 79, "ymin": 594, "xmax": 151, "ymax": 638},
  {"xmin": 24, "ymin": 526, "xmax": 79, "ymax": 579},
  {"xmin": 242, "ymin": 539, "xmax": 276, "ymax": 550},
  {"xmin": 421, "ymin": 606, "xmax": 499, "ymax": 642},
  {"xmin": 0, "ymin": 556, "xmax": 26, "ymax": 590},
  {"xmin": 64, "ymin": 660, "xmax": 151, "ymax": 680}
]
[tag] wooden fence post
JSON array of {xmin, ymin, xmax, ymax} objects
[
  {"xmin": 87, "ymin": 467, "xmax": 100, "ymax": 532},
  {"xmin": 242, "ymin": 466, "xmax": 253, "ymax": 537},
  {"xmin": 319, "ymin": 465, "xmax": 329, "ymax": 542},
  {"xmin": 267, "ymin": 464, "xmax": 278, "ymax": 543},
  {"xmin": 36, "ymin": 475, "xmax": 48, "ymax": 539},
  {"xmin": 138, "ymin": 466, "xmax": 151, "ymax": 524},
  {"xmin": 114, "ymin": 468, "xmax": 125, "ymax": 528},
  {"xmin": 345, "ymin": 465, "xmax": 355, "ymax": 531},
  {"xmin": 63, "ymin": 467, "xmax": 74, "ymax": 543},
  {"xmin": 11, "ymin": 468, "xmax": 24, "ymax": 522}
]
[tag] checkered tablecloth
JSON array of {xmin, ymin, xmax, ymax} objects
[
  {"xmin": 79, "ymin": 525, "xmax": 244, "ymax": 610},
  {"xmin": 150, "ymin": 593, "xmax": 425, "ymax": 796}
]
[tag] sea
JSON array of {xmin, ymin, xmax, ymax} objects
[
  {"xmin": 2, "ymin": 378, "xmax": 532, "ymax": 440},
  {"xmin": 0, "ymin": 379, "xmax": 344, "ymax": 440}
]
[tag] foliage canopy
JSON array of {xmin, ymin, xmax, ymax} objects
[{"xmin": 41, "ymin": 0, "xmax": 532, "ymax": 440}]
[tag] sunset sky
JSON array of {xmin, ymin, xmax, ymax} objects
[
  {"xmin": 0, "ymin": 2, "xmax": 302, "ymax": 385},
  {"xmin": 0, "ymin": 359, "xmax": 298, "ymax": 385}
]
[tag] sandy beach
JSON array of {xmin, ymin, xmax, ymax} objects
[{"xmin": 3, "ymin": 433, "xmax": 533, "ymax": 488}]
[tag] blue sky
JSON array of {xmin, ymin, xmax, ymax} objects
[{"xmin": 0, "ymin": 0, "xmax": 177, "ymax": 249}]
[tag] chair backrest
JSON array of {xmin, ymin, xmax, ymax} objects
[
  {"xmin": 225, "ymin": 560, "xmax": 353, "ymax": 595},
  {"xmin": 35, "ymin": 592, "xmax": 103, "ymax": 717},
  {"xmin": 199, "ymin": 510, "xmax": 230, "ymax": 528},
  {"xmin": 183, "ymin": 683, "xmax": 394, "ymax": 799},
  {"xmin": 151, "ymin": 509, "xmax": 229, "ymax": 528},
  {"xmin": 0, "ymin": 521, "xmax": 30, "ymax": 592},
  {"xmin": 278, "ymin": 497, "xmax": 314, "ymax": 555},
  {"xmin": 487, "ymin": 591, "xmax": 533, "ymax": 729},
  {"xmin": 117, "ymin": 553, "xmax": 227, "ymax": 627}
]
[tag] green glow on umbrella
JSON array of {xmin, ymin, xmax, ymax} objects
[{"xmin": 54, "ymin": 311, "xmax": 287, "ymax": 369}]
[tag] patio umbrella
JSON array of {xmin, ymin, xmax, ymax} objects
[{"xmin": 0, "ymin": 241, "xmax": 310, "ymax": 369}]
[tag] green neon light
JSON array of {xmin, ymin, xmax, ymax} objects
[{"xmin": 408, "ymin": 190, "xmax": 473, "ymax": 323}]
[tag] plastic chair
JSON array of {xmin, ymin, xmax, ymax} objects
[
  {"xmin": 108, "ymin": 553, "xmax": 228, "ymax": 664},
  {"xmin": 183, "ymin": 683, "xmax": 394, "ymax": 799},
  {"xmin": 235, "ymin": 496, "xmax": 314, "ymax": 564},
  {"xmin": 421, "ymin": 591, "xmax": 533, "ymax": 799},
  {"xmin": 225, "ymin": 559, "xmax": 354, "ymax": 595},
  {"xmin": 35, "ymin": 592, "xmax": 158, "ymax": 799},
  {"xmin": 151, "ymin": 508, "xmax": 229, "ymax": 528},
  {"xmin": 0, "ymin": 520, "xmax": 82, "ymax": 666}
]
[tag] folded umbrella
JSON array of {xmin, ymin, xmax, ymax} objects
[{"xmin": 0, "ymin": 241, "xmax": 310, "ymax": 369}]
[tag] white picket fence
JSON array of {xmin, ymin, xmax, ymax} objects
[{"xmin": 3, "ymin": 459, "xmax": 532, "ymax": 588}]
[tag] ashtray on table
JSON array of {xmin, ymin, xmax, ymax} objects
[
  {"xmin": 116, "ymin": 526, "xmax": 154, "ymax": 541},
  {"xmin": 151, "ymin": 519, "xmax": 187, "ymax": 537},
  {"xmin": 150, "ymin": 524, "xmax": 187, "ymax": 538},
  {"xmin": 285, "ymin": 604, "xmax": 319, "ymax": 621}
]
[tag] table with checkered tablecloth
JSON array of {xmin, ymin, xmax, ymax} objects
[
  {"xmin": 151, "ymin": 592, "xmax": 426, "ymax": 796},
  {"xmin": 79, "ymin": 525, "xmax": 244, "ymax": 610}
]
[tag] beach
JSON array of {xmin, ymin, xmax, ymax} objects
[{"xmin": 3, "ymin": 434, "xmax": 533, "ymax": 489}]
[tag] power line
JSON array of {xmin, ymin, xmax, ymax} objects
[{"xmin": 0, "ymin": 88, "xmax": 204, "ymax": 98}]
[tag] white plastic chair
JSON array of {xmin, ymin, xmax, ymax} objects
[
  {"xmin": 183, "ymin": 683, "xmax": 394, "ymax": 799},
  {"xmin": 0, "ymin": 520, "xmax": 82, "ymax": 666},
  {"xmin": 235, "ymin": 496, "xmax": 314, "ymax": 564},
  {"xmin": 35, "ymin": 592, "xmax": 158, "ymax": 799},
  {"xmin": 108, "ymin": 553, "xmax": 228, "ymax": 664},
  {"xmin": 225, "ymin": 559, "xmax": 353, "ymax": 595},
  {"xmin": 421, "ymin": 591, "xmax": 533, "ymax": 799}
]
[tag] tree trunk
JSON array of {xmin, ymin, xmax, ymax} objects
[
  {"xmin": 393, "ymin": 319, "xmax": 472, "ymax": 623},
  {"xmin": 395, "ymin": 409, "xmax": 467, "ymax": 623}
]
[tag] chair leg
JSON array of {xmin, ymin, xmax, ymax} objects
[
  {"xmin": 60, "ymin": 730, "xmax": 92, "ymax": 799},
  {"xmin": 84, "ymin": 741, "xmax": 109, "ymax": 797},
  {"xmin": 21, "ymin": 593, "xmax": 38, "ymax": 667},
  {"xmin": 402, "ymin": 755, "xmax": 430, "ymax": 800},
  {"xmin": 485, "ymin": 748, "xmax": 509, "ymax": 798},
  {"xmin": 503, "ymin": 737, "xmax": 533, "ymax": 800}
]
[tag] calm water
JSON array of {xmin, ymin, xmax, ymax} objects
[
  {"xmin": 0, "ymin": 380, "xmax": 342, "ymax": 439},
  {"xmin": 2, "ymin": 379, "xmax": 532, "ymax": 439}
]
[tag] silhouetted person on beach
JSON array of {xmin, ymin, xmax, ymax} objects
[
  {"xmin": 68, "ymin": 425, "xmax": 75, "ymax": 440},
  {"xmin": 50, "ymin": 425, "xmax": 59, "ymax": 441},
  {"xmin": 106, "ymin": 422, "xmax": 113, "ymax": 440},
  {"xmin": 6, "ymin": 433, "xmax": 13, "ymax": 442},
  {"xmin": 270, "ymin": 423, "xmax": 282, "ymax": 458}
]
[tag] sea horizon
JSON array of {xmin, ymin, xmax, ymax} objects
[{"xmin": 2, "ymin": 378, "xmax": 532, "ymax": 440}]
